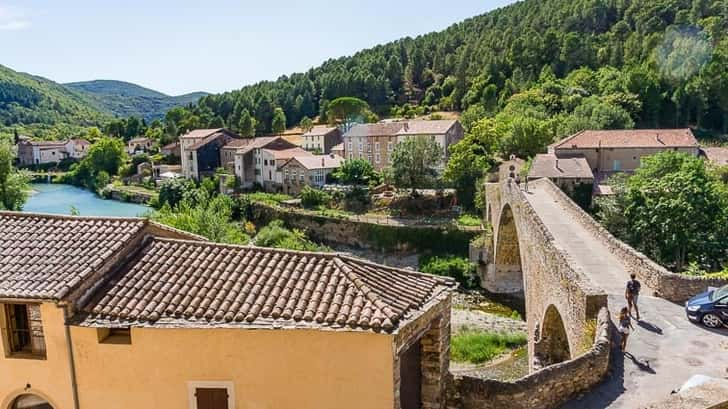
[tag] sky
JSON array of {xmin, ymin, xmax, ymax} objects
[{"xmin": 0, "ymin": 0, "xmax": 517, "ymax": 96}]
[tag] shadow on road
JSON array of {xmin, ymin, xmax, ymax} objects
[
  {"xmin": 624, "ymin": 351, "xmax": 656, "ymax": 374},
  {"xmin": 636, "ymin": 319, "xmax": 663, "ymax": 335}
]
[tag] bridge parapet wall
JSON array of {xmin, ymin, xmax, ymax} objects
[
  {"xmin": 538, "ymin": 179, "xmax": 728, "ymax": 303},
  {"xmin": 447, "ymin": 307, "xmax": 612, "ymax": 409}
]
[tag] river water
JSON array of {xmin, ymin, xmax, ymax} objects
[{"xmin": 23, "ymin": 183, "xmax": 151, "ymax": 217}]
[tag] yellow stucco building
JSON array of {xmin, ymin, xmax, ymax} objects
[{"xmin": 0, "ymin": 212, "xmax": 455, "ymax": 409}]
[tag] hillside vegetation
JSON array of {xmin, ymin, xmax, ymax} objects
[
  {"xmin": 166, "ymin": 0, "xmax": 727, "ymax": 138},
  {"xmin": 0, "ymin": 64, "xmax": 108, "ymax": 139},
  {"xmin": 66, "ymin": 80, "xmax": 207, "ymax": 122}
]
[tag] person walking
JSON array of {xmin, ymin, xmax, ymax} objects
[
  {"xmin": 618, "ymin": 307, "xmax": 634, "ymax": 352},
  {"xmin": 625, "ymin": 273, "xmax": 641, "ymax": 320}
]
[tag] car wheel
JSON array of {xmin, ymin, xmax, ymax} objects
[{"xmin": 702, "ymin": 313, "xmax": 723, "ymax": 328}]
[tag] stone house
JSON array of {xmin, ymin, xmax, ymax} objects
[
  {"xmin": 160, "ymin": 141, "xmax": 181, "ymax": 157},
  {"xmin": 0, "ymin": 212, "xmax": 455, "ymax": 409},
  {"xmin": 16, "ymin": 139, "xmax": 89, "ymax": 166},
  {"xmin": 527, "ymin": 154, "xmax": 595, "ymax": 191},
  {"xmin": 301, "ymin": 125, "xmax": 343, "ymax": 154},
  {"xmin": 180, "ymin": 129, "xmax": 241, "ymax": 180},
  {"xmin": 700, "ymin": 147, "xmax": 728, "ymax": 167},
  {"xmin": 343, "ymin": 120, "xmax": 464, "ymax": 171},
  {"xmin": 127, "ymin": 137, "xmax": 154, "ymax": 155},
  {"xmin": 232, "ymin": 137, "xmax": 300, "ymax": 189},
  {"xmin": 279, "ymin": 154, "xmax": 345, "ymax": 195},
  {"xmin": 258, "ymin": 147, "xmax": 311, "ymax": 191}
]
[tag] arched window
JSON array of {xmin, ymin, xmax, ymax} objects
[{"xmin": 10, "ymin": 394, "xmax": 53, "ymax": 409}]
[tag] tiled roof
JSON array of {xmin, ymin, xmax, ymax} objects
[
  {"xmin": 71, "ymin": 139, "xmax": 90, "ymax": 146},
  {"xmin": 344, "ymin": 123, "xmax": 404, "ymax": 138},
  {"xmin": 186, "ymin": 131, "xmax": 237, "ymax": 151},
  {"xmin": 262, "ymin": 147, "xmax": 311, "ymax": 160},
  {"xmin": 23, "ymin": 140, "xmax": 68, "ymax": 147},
  {"xmin": 179, "ymin": 128, "xmax": 224, "ymax": 139},
  {"xmin": 0, "ymin": 212, "xmax": 147, "ymax": 300},
  {"xmin": 220, "ymin": 139, "xmax": 251, "ymax": 150},
  {"xmin": 528, "ymin": 154, "xmax": 594, "ymax": 179},
  {"xmin": 331, "ymin": 143, "xmax": 344, "ymax": 152},
  {"xmin": 235, "ymin": 136, "xmax": 281, "ymax": 154},
  {"xmin": 303, "ymin": 125, "xmax": 338, "ymax": 137},
  {"xmin": 701, "ymin": 147, "xmax": 728, "ymax": 166},
  {"xmin": 285, "ymin": 154, "xmax": 344, "ymax": 170},
  {"xmin": 551, "ymin": 129, "xmax": 698, "ymax": 149},
  {"xmin": 128, "ymin": 137, "xmax": 152, "ymax": 144},
  {"xmin": 78, "ymin": 238, "xmax": 455, "ymax": 332},
  {"xmin": 396, "ymin": 120, "xmax": 458, "ymax": 136}
]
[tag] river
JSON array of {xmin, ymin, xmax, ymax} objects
[{"xmin": 23, "ymin": 183, "xmax": 151, "ymax": 217}]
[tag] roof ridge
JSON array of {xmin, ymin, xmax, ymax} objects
[
  {"xmin": 551, "ymin": 129, "xmax": 586, "ymax": 148},
  {"xmin": 0, "ymin": 210, "xmax": 147, "ymax": 222},
  {"xmin": 149, "ymin": 236, "xmax": 340, "ymax": 258},
  {"xmin": 337, "ymin": 253, "xmax": 457, "ymax": 286}
]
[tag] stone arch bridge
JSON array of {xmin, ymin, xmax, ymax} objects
[{"xmin": 481, "ymin": 161, "xmax": 608, "ymax": 369}]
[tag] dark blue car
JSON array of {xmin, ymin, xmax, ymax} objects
[{"xmin": 686, "ymin": 284, "xmax": 728, "ymax": 328}]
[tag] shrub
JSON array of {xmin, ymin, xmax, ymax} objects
[
  {"xmin": 457, "ymin": 213, "xmax": 482, "ymax": 227},
  {"xmin": 419, "ymin": 255, "xmax": 477, "ymax": 288},
  {"xmin": 158, "ymin": 177, "xmax": 196, "ymax": 208},
  {"xmin": 253, "ymin": 220, "xmax": 327, "ymax": 252},
  {"xmin": 300, "ymin": 186, "xmax": 332, "ymax": 209},
  {"xmin": 343, "ymin": 186, "xmax": 370, "ymax": 213},
  {"xmin": 451, "ymin": 330, "xmax": 527, "ymax": 364},
  {"xmin": 94, "ymin": 171, "xmax": 110, "ymax": 192}
]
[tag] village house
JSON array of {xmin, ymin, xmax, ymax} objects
[
  {"xmin": 16, "ymin": 139, "xmax": 90, "ymax": 166},
  {"xmin": 343, "ymin": 120, "xmax": 464, "ymax": 171},
  {"xmin": 232, "ymin": 136, "xmax": 299, "ymax": 189},
  {"xmin": 280, "ymin": 153, "xmax": 345, "ymax": 194},
  {"xmin": 258, "ymin": 147, "xmax": 311, "ymax": 191},
  {"xmin": 700, "ymin": 146, "xmax": 728, "ymax": 167},
  {"xmin": 160, "ymin": 141, "xmax": 181, "ymax": 157},
  {"xmin": 0, "ymin": 212, "xmax": 455, "ymax": 409},
  {"xmin": 219, "ymin": 139, "xmax": 250, "ymax": 174},
  {"xmin": 126, "ymin": 137, "xmax": 154, "ymax": 155},
  {"xmin": 331, "ymin": 142, "xmax": 344, "ymax": 157},
  {"xmin": 180, "ymin": 128, "xmax": 241, "ymax": 180},
  {"xmin": 531, "ymin": 128, "xmax": 700, "ymax": 194},
  {"xmin": 301, "ymin": 125, "xmax": 343, "ymax": 154}
]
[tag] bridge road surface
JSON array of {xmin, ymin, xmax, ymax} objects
[{"xmin": 522, "ymin": 182, "xmax": 728, "ymax": 408}]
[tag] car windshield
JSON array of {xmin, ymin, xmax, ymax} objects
[{"xmin": 710, "ymin": 285, "xmax": 728, "ymax": 301}]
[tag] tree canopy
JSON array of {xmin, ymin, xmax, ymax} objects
[
  {"xmin": 390, "ymin": 137, "xmax": 443, "ymax": 195},
  {"xmin": 0, "ymin": 141, "xmax": 30, "ymax": 210}
]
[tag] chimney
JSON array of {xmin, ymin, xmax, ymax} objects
[
  {"xmin": 321, "ymin": 157, "xmax": 325, "ymax": 167},
  {"xmin": 555, "ymin": 158, "xmax": 561, "ymax": 171}
]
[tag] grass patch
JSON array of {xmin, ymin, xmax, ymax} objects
[
  {"xmin": 456, "ymin": 213, "xmax": 482, "ymax": 227},
  {"xmin": 451, "ymin": 330, "xmax": 527, "ymax": 364},
  {"xmin": 245, "ymin": 192, "xmax": 293, "ymax": 206}
]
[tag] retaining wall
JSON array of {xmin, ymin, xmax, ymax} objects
[
  {"xmin": 447, "ymin": 307, "xmax": 612, "ymax": 409},
  {"xmin": 539, "ymin": 180, "xmax": 728, "ymax": 303}
]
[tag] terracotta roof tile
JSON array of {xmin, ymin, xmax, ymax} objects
[
  {"xmin": 701, "ymin": 147, "xmax": 728, "ymax": 166},
  {"xmin": 0, "ymin": 212, "xmax": 147, "ymax": 300},
  {"xmin": 551, "ymin": 129, "xmax": 698, "ymax": 149},
  {"xmin": 79, "ymin": 239, "xmax": 455, "ymax": 333},
  {"xmin": 528, "ymin": 154, "xmax": 594, "ymax": 179}
]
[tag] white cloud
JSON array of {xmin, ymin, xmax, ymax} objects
[{"xmin": 0, "ymin": 5, "xmax": 30, "ymax": 31}]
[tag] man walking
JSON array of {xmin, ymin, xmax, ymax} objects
[{"xmin": 625, "ymin": 273, "xmax": 641, "ymax": 320}]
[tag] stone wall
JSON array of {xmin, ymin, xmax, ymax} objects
[
  {"xmin": 250, "ymin": 202, "xmax": 478, "ymax": 255},
  {"xmin": 446, "ymin": 307, "xmax": 612, "ymax": 409},
  {"xmin": 538, "ymin": 179, "xmax": 728, "ymax": 303}
]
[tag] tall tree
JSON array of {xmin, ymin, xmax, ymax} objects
[
  {"xmin": 326, "ymin": 97, "xmax": 370, "ymax": 132},
  {"xmin": 271, "ymin": 107, "xmax": 287, "ymax": 134},
  {"xmin": 0, "ymin": 141, "xmax": 30, "ymax": 210},
  {"xmin": 390, "ymin": 137, "xmax": 443, "ymax": 195},
  {"xmin": 238, "ymin": 109, "xmax": 256, "ymax": 137}
]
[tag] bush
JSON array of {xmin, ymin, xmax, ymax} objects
[
  {"xmin": 253, "ymin": 220, "xmax": 327, "ymax": 251},
  {"xmin": 456, "ymin": 213, "xmax": 482, "ymax": 227},
  {"xmin": 420, "ymin": 255, "xmax": 477, "ymax": 288},
  {"xmin": 158, "ymin": 177, "xmax": 196, "ymax": 208},
  {"xmin": 300, "ymin": 186, "xmax": 332, "ymax": 209},
  {"xmin": 451, "ymin": 330, "xmax": 527, "ymax": 364},
  {"xmin": 94, "ymin": 171, "xmax": 110, "ymax": 192},
  {"xmin": 343, "ymin": 186, "xmax": 370, "ymax": 213}
]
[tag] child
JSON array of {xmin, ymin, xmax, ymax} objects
[
  {"xmin": 618, "ymin": 307, "xmax": 634, "ymax": 352},
  {"xmin": 625, "ymin": 273, "xmax": 641, "ymax": 320}
]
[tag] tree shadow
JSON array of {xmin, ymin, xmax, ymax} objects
[
  {"xmin": 624, "ymin": 351, "xmax": 656, "ymax": 374},
  {"xmin": 636, "ymin": 319, "xmax": 663, "ymax": 335}
]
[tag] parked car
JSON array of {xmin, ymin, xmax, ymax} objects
[{"xmin": 686, "ymin": 284, "xmax": 728, "ymax": 328}]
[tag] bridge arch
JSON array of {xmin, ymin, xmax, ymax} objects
[
  {"xmin": 535, "ymin": 304, "xmax": 572, "ymax": 367},
  {"xmin": 486, "ymin": 203, "xmax": 525, "ymax": 295}
]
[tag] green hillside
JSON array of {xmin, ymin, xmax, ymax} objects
[
  {"xmin": 171, "ymin": 0, "xmax": 727, "ymax": 138},
  {"xmin": 0, "ymin": 64, "xmax": 108, "ymax": 138},
  {"xmin": 65, "ymin": 80, "xmax": 208, "ymax": 122}
]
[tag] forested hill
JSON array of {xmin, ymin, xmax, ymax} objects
[
  {"xmin": 0, "ymin": 64, "xmax": 108, "ymax": 134},
  {"xmin": 173, "ymin": 0, "xmax": 727, "ymax": 138},
  {"xmin": 65, "ymin": 80, "xmax": 208, "ymax": 122}
]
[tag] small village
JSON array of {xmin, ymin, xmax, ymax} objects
[{"xmin": 2, "ymin": 1, "xmax": 728, "ymax": 408}]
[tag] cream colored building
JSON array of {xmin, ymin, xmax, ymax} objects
[
  {"xmin": 280, "ymin": 154, "xmax": 344, "ymax": 195},
  {"xmin": 0, "ymin": 212, "xmax": 455, "ymax": 409}
]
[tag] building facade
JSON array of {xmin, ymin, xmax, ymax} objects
[
  {"xmin": 301, "ymin": 125, "xmax": 343, "ymax": 154},
  {"xmin": 127, "ymin": 137, "xmax": 154, "ymax": 155},
  {"xmin": 343, "ymin": 120, "xmax": 464, "ymax": 171},
  {"xmin": 232, "ymin": 137, "xmax": 299, "ymax": 189},
  {"xmin": 0, "ymin": 212, "xmax": 455, "ymax": 409},
  {"xmin": 180, "ymin": 129, "xmax": 240, "ymax": 180},
  {"xmin": 16, "ymin": 139, "xmax": 90, "ymax": 166},
  {"xmin": 280, "ymin": 154, "xmax": 344, "ymax": 194}
]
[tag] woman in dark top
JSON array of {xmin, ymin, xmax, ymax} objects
[{"xmin": 618, "ymin": 306, "xmax": 634, "ymax": 352}]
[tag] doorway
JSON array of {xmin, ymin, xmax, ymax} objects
[{"xmin": 399, "ymin": 340, "xmax": 422, "ymax": 409}]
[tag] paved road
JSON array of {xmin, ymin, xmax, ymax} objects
[{"xmin": 523, "ymin": 183, "xmax": 728, "ymax": 408}]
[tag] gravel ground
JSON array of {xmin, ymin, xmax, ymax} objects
[{"xmin": 451, "ymin": 307, "xmax": 527, "ymax": 334}]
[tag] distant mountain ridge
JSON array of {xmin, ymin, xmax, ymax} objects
[{"xmin": 65, "ymin": 80, "xmax": 208, "ymax": 122}]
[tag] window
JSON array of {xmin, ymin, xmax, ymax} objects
[
  {"xmin": 188, "ymin": 381, "xmax": 235, "ymax": 409},
  {"xmin": 3, "ymin": 303, "xmax": 46, "ymax": 358},
  {"xmin": 347, "ymin": 142, "xmax": 353, "ymax": 151},
  {"xmin": 348, "ymin": 153, "xmax": 353, "ymax": 160},
  {"xmin": 375, "ymin": 142, "xmax": 380, "ymax": 151},
  {"xmin": 97, "ymin": 327, "xmax": 132, "ymax": 345},
  {"xmin": 387, "ymin": 142, "xmax": 394, "ymax": 151},
  {"xmin": 375, "ymin": 153, "xmax": 381, "ymax": 164},
  {"xmin": 300, "ymin": 172, "xmax": 305, "ymax": 182},
  {"xmin": 10, "ymin": 394, "xmax": 53, "ymax": 409}
]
